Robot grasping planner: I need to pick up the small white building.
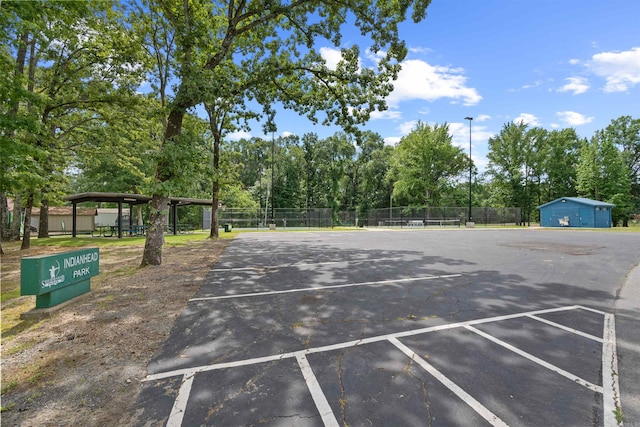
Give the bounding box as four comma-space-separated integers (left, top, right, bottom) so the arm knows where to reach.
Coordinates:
95, 208, 130, 227
31, 207, 97, 232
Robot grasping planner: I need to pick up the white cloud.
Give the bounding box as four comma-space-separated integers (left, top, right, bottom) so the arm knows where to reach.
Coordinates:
476, 114, 491, 122
383, 119, 430, 147
320, 47, 343, 70
588, 47, 640, 92
365, 49, 385, 65
449, 122, 494, 172
521, 80, 543, 90
226, 130, 251, 141
513, 113, 540, 126
387, 59, 482, 107
557, 76, 590, 95
370, 109, 402, 120
556, 111, 594, 126
383, 136, 401, 146
568, 59, 580, 65
449, 122, 494, 149
408, 46, 434, 55
322, 46, 364, 71
281, 131, 295, 137
448, 122, 470, 148
398, 120, 418, 135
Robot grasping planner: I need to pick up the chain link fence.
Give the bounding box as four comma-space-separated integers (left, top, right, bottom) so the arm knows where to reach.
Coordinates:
204, 208, 334, 229
204, 206, 521, 229
364, 206, 522, 228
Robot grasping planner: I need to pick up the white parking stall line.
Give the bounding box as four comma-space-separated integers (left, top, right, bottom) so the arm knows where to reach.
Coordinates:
602, 313, 622, 427
210, 257, 404, 272
464, 325, 603, 393
145, 306, 586, 383
166, 373, 195, 427
527, 314, 604, 343
574, 305, 607, 316
189, 274, 462, 302
144, 305, 619, 425
296, 353, 340, 427
388, 337, 509, 427
145, 352, 300, 382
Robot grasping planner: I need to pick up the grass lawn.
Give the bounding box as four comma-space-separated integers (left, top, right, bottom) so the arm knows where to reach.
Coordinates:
0, 231, 237, 307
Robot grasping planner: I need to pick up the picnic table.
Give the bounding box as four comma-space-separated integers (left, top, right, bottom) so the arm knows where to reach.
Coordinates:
92, 225, 147, 237
92, 225, 115, 237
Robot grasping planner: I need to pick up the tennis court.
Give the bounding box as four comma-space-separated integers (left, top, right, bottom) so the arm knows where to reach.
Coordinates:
132, 229, 640, 426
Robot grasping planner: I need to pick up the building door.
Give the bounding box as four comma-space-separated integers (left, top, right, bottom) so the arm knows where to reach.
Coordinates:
579, 208, 591, 227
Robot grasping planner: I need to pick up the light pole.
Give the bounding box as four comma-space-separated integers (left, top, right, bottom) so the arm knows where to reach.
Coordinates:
464, 117, 473, 224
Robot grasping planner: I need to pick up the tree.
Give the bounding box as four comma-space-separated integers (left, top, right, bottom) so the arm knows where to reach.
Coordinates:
204, 98, 258, 238
352, 131, 392, 215
300, 133, 321, 209
69, 98, 161, 196
604, 116, 640, 217
323, 133, 356, 216
577, 130, 631, 225
1, 0, 143, 248
274, 134, 306, 210
138, 0, 434, 265
1, 1, 45, 246
486, 121, 543, 223
389, 122, 467, 207
540, 128, 581, 201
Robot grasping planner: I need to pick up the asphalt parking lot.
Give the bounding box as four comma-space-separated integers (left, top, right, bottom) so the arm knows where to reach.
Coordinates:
132, 229, 640, 426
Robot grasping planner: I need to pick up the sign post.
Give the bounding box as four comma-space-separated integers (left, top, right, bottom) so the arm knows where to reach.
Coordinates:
21, 248, 100, 309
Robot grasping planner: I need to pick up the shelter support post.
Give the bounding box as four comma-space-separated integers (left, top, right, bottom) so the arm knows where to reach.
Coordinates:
117, 202, 123, 238
172, 202, 178, 235
72, 203, 77, 237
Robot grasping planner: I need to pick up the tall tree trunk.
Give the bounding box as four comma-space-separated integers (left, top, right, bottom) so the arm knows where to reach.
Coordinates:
0, 193, 7, 254
141, 194, 169, 266
210, 137, 221, 239
8, 32, 28, 121
210, 184, 220, 238
38, 198, 49, 238
141, 108, 184, 266
0, 193, 9, 242
20, 193, 34, 250
4, 34, 29, 246
10, 195, 22, 241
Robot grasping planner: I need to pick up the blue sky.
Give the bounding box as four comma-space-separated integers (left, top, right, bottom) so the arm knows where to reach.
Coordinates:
224, 0, 640, 171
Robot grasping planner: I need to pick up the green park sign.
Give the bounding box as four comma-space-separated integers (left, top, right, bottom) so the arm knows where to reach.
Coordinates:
21, 248, 100, 309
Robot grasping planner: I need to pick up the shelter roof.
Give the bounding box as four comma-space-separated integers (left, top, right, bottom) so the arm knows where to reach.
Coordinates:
63, 192, 213, 207
537, 197, 615, 209
63, 192, 152, 205
33, 207, 97, 216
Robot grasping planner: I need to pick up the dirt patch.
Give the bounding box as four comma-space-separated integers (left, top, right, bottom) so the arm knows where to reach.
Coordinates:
501, 241, 604, 256
1, 238, 230, 426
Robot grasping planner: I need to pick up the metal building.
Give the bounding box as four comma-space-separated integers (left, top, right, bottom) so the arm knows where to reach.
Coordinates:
538, 197, 614, 228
